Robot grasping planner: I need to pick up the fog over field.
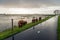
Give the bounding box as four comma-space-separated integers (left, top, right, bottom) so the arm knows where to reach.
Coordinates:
0, 6, 60, 14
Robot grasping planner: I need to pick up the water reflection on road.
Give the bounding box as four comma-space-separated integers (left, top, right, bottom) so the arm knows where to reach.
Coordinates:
5, 16, 58, 40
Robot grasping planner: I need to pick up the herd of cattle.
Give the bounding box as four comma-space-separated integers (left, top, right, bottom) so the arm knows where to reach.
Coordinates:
18, 17, 42, 28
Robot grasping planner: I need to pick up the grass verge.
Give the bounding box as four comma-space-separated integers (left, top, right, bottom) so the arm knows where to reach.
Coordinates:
0, 16, 54, 40
57, 15, 60, 40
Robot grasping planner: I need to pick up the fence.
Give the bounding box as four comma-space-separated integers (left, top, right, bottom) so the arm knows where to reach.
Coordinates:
0, 15, 46, 32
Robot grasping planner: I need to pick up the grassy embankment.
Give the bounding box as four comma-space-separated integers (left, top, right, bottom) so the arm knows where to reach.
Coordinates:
57, 15, 60, 40
0, 16, 54, 40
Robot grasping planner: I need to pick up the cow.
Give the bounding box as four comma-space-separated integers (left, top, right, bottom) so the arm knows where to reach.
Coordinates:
32, 18, 38, 23
18, 20, 27, 28
32, 18, 36, 23
35, 18, 38, 22
39, 17, 41, 21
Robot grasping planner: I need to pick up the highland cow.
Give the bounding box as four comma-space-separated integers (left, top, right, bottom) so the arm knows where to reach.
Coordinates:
18, 20, 27, 28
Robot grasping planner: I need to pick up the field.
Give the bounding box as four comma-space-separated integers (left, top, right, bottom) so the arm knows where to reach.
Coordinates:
0, 16, 54, 40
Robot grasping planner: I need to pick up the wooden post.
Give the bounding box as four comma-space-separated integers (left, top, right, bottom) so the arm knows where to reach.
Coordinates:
11, 19, 14, 40
11, 19, 13, 30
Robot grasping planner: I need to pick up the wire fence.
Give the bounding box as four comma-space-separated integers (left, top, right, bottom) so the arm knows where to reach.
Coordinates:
0, 15, 47, 32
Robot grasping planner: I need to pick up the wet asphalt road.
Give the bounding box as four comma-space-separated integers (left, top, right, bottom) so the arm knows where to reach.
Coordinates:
5, 16, 58, 40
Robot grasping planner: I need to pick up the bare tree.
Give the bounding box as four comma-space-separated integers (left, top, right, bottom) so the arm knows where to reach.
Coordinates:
54, 10, 60, 15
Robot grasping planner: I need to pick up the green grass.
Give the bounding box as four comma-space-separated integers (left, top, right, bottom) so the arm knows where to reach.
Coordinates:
57, 15, 60, 40
0, 16, 54, 40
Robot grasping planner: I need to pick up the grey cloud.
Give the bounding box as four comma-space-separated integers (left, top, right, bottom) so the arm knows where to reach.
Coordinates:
0, 0, 60, 8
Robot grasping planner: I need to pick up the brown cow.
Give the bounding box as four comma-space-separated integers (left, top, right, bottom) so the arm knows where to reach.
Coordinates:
32, 18, 38, 23
32, 18, 36, 23
39, 17, 41, 21
35, 18, 38, 22
18, 20, 27, 28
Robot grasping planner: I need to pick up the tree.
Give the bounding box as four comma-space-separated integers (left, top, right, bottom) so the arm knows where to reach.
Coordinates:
54, 10, 60, 15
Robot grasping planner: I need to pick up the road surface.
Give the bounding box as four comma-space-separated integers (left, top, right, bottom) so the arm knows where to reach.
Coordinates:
5, 16, 58, 40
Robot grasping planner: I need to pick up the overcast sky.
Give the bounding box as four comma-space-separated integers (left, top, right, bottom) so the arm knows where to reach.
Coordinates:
0, 0, 60, 8
0, 0, 60, 14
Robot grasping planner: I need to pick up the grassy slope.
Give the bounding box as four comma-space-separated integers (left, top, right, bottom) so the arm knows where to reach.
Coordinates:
0, 16, 54, 40
57, 15, 60, 40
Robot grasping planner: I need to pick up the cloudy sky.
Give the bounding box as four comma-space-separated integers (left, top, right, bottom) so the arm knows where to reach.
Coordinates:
0, 0, 60, 8
0, 0, 60, 14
